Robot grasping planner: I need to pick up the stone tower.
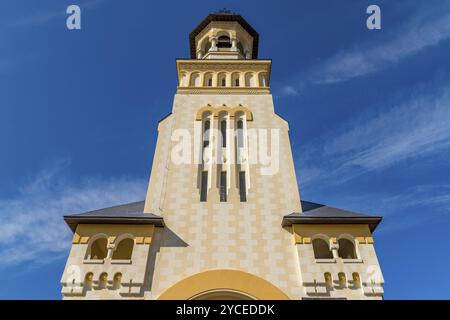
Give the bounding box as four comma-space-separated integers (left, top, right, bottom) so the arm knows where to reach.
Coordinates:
61, 11, 384, 300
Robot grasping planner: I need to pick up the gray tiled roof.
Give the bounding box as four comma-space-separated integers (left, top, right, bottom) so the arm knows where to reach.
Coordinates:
64, 199, 381, 233
299, 201, 371, 218
282, 201, 382, 232
64, 201, 164, 232
69, 201, 146, 217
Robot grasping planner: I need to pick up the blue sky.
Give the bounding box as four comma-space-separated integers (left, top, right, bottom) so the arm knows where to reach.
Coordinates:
1, 0, 449, 299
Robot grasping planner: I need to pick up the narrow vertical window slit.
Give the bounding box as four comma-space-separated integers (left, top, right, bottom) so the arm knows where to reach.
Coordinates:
220, 172, 227, 202
200, 171, 208, 202
239, 171, 247, 202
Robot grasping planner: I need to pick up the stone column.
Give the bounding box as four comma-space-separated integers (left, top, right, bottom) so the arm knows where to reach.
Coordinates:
210, 37, 218, 51
231, 38, 237, 51
330, 243, 339, 259
226, 73, 232, 87
212, 72, 218, 87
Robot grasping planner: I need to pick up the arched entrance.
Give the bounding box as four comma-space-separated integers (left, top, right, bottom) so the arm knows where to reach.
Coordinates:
157, 269, 289, 300
191, 290, 254, 300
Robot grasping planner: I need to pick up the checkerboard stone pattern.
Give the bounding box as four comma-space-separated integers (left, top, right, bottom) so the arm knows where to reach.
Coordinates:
61, 92, 384, 299
142, 93, 383, 300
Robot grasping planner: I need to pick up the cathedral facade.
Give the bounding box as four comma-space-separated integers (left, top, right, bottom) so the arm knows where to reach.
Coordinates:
61, 11, 384, 300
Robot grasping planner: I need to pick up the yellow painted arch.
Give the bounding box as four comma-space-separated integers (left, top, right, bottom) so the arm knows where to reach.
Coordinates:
157, 269, 290, 300
195, 105, 253, 121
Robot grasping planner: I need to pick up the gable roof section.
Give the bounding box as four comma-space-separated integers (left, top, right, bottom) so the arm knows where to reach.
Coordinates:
63, 201, 164, 232
282, 201, 382, 232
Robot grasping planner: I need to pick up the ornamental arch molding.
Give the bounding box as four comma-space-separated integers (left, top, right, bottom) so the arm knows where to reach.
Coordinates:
157, 269, 290, 300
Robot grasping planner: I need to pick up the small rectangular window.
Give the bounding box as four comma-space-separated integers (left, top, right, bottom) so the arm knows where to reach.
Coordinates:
239, 171, 247, 202
200, 171, 208, 202
220, 172, 227, 202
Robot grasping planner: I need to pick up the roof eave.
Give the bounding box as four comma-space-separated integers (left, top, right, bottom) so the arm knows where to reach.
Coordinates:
64, 215, 165, 233
282, 215, 382, 233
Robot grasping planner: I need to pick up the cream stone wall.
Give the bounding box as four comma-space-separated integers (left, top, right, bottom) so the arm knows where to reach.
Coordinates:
61, 90, 384, 300
142, 90, 383, 300
60, 14, 384, 299
293, 224, 384, 299
144, 92, 303, 299
61, 224, 156, 299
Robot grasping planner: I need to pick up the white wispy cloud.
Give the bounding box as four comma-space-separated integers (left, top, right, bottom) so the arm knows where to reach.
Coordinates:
281, 85, 300, 96
313, 10, 450, 84
0, 159, 146, 267
298, 84, 450, 187
330, 184, 450, 233
278, 5, 450, 95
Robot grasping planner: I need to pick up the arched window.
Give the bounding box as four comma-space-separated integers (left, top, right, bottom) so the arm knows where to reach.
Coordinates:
338, 272, 347, 288
190, 73, 201, 87
245, 73, 255, 87
99, 272, 108, 289
218, 73, 227, 87
352, 272, 361, 288
88, 237, 108, 260
113, 273, 122, 290
338, 238, 357, 259
324, 272, 332, 289
180, 73, 188, 87
217, 35, 231, 48
231, 73, 240, 87
312, 238, 333, 259
203, 119, 210, 148
236, 120, 244, 148
258, 73, 268, 87
235, 115, 247, 202
220, 120, 227, 148
84, 272, 93, 290
204, 73, 213, 87
112, 238, 134, 260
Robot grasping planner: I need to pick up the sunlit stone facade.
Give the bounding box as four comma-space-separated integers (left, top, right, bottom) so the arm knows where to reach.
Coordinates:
61, 11, 384, 300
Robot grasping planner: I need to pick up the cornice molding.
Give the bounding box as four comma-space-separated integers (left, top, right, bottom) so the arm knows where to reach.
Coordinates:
176, 87, 271, 95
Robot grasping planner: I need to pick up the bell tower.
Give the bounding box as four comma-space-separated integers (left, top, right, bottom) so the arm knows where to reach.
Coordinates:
190, 9, 258, 60
61, 10, 384, 300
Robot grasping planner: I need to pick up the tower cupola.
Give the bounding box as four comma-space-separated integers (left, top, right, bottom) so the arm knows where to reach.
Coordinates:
189, 9, 259, 60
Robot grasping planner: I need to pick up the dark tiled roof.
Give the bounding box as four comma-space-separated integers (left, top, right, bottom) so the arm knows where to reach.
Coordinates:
282, 201, 382, 232
64, 199, 381, 233
64, 201, 164, 232
189, 12, 259, 59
